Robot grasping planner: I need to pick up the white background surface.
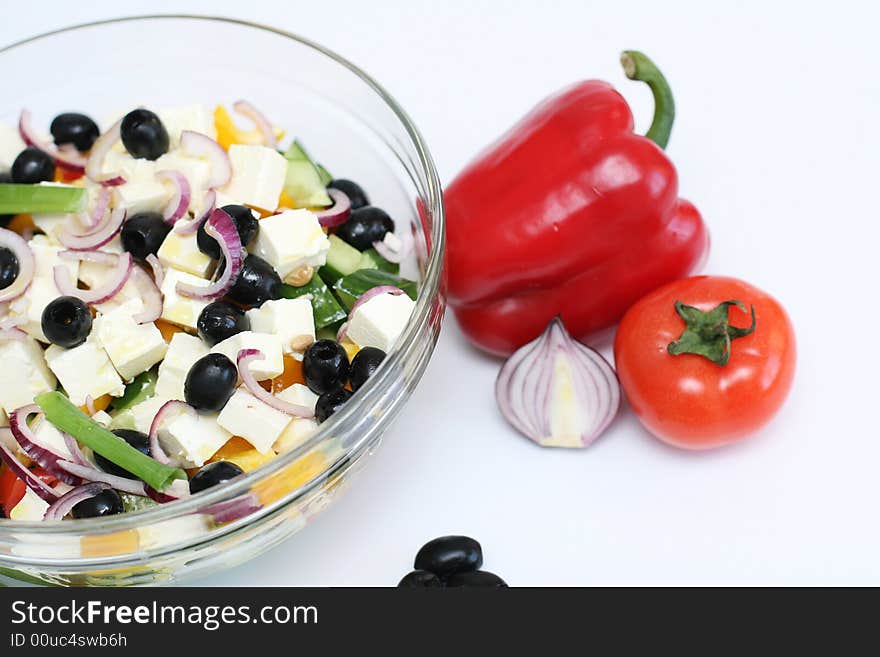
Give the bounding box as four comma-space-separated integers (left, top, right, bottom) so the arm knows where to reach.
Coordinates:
4, 1, 878, 585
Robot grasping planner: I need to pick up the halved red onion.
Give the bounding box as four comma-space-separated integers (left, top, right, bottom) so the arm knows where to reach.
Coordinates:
348, 285, 404, 318
78, 187, 112, 231
180, 131, 231, 188
495, 317, 620, 449
176, 209, 241, 300
57, 460, 146, 496
156, 169, 191, 224
233, 100, 276, 148
129, 265, 163, 324
43, 482, 110, 521
85, 118, 126, 186
0, 432, 59, 502
145, 253, 164, 289
0, 228, 35, 302
54, 252, 132, 304
148, 400, 196, 465
9, 406, 81, 485
200, 492, 262, 524
58, 206, 125, 251
19, 109, 87, 172
62, 432, 91, 467
314, 188, 351, 228
238, 349, 314, 418
175, 190, 215, 235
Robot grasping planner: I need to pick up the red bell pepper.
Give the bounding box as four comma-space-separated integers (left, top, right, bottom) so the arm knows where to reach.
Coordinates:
444, 51, 709, 356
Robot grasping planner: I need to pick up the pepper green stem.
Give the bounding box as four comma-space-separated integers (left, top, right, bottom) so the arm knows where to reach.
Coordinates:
667, 300, 756, 366
620, 50, 675, 149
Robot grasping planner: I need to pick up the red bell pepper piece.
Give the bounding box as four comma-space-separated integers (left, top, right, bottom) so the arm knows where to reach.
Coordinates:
444, 51, 709, 356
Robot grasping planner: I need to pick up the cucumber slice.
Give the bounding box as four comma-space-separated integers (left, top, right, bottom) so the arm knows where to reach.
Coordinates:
316, 320, 345, 342
281, 276, 347, 329
109, 371, 157, 413
358, 248, 400, 274
333, 269, 418, 310
0, 184, 85, 214
316, 163, 333, 186
284, 160, 332, 208
283, 140, 311, 162
321, 235, 363, 283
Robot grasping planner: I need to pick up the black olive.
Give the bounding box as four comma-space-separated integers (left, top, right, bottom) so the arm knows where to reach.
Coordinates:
398, 570, 444, 588
197, 205, 259, 259
50, 112, 100, 152
223, 254, 281, 308
349, 347, 385, 392
327, 179, 369, 210
189, 460, 244, 494
314, 388, 352, 423
414, 536, 483, 579
303, 340, 350, 395
334, 206, 394, 251
0, 246, 19, 290
120, 211, 171, 261
72, 489, 124, 519
11, 147, 55, 184
197, 301, 250, 346
40, 296, 92, 348
184, 353, 238, 412
445, 570, 508, 588
95, 429, 151, 478
120, 108, 169, 160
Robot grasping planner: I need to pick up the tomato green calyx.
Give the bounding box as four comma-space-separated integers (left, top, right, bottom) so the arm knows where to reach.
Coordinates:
620, 50, 675, 150
667, 300, 756, 366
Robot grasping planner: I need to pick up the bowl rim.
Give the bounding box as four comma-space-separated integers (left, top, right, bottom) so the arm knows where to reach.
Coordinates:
0, 14, 445, 537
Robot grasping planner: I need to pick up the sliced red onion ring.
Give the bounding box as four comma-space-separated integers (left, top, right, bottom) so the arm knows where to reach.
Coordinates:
62, 432, 91, 467
0, 228, 35, 302
495, 317, 620, 449
54, 252, 132, 304
314, 188, 351, 227
372, 229, 412, 264
144, 477, 190, 503
237, 349, 314, 418
9, 406, 81, 485
85, 118, 126, 186
148, 400, 196, 465
200, 492, 262, 524
0, 432, 59, 502
0, 328, 27, 342
19, 109, 87, 172
180, 131, 231, 188
58, 206, 125, 251
43, 482, 110, 521
145, 253, 164, 289
233, 100, 276, 148
175, 190, 215, 235
58, 249, 117, 265
78, 187, 112, 231
84, 395, 96, 416
348, 285, 404, 318
176, 209, 242, 300
57, 460, 146, 496
0, 314, 26, 331
156, 169, 191, 224
129, 265, 163, 324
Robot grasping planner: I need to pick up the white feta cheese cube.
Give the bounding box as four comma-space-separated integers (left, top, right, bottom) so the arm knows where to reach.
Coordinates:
109, 394, 166, 434
7, 236, 79, 342
91, 410, 113, 426
277, 383, 318, 414
155, 333, 209, 400
346, 292, 416, 353
0, 121, 26, 169
0, 336, 57, 414
158, 411, 231, 468
77, 243, 140, 315
252, 209, 330, 278
217, 388, 291, 454
113, 179, 169, 215
159, 268, 211, 331
156, 229, 214, 277
32, 417, 75, 461
382, 231, 403, 253
9, 487, 49, 521
45, 341, 125, 406
31, 212, 70, 243
158, 104, 217, 147
154, 150, 211, 214
221, 144, 286, 211
245, 297, 315, 354
93, 299, 168, 381
273, 418, 319, 454
210, 331, 284, 381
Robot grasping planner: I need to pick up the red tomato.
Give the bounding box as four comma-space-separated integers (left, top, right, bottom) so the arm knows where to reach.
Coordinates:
0, 465, 57, 516
614, 276, 796, 450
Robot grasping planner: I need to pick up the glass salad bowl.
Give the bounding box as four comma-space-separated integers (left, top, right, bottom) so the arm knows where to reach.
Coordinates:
0, 15, 445, 586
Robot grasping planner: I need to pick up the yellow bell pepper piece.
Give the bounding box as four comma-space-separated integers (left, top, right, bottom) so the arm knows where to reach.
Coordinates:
214, 105, 285, 151
208, 437, 275, 472
254, 451, 328, 507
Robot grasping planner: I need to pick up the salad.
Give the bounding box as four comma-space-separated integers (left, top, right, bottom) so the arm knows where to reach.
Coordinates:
0, 103, 418, 522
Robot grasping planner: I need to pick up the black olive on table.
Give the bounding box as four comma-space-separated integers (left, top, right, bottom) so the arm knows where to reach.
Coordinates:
50, 112, 100, 152
95, 429, 151, 478
120, 108, 169, 161
314, 388, 352, 423
72, 489, 124, 519
120, 211, 171, 261
197, 301, 250, 346
327, 179, 370, 210
349, 347, 385, 392
11, 147, 55, 184
334, 206, 394, 251
197, 204, 259, 259
397, 570, 444, 588
190, 461, 244, 494
0, 246, 19, 290
414, 536, 483, 580
445, 570, 508, 587
303, 340, 350, 395
223, 254, 281, 308
41, 296, 92, 348
184, 353, 238, 412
